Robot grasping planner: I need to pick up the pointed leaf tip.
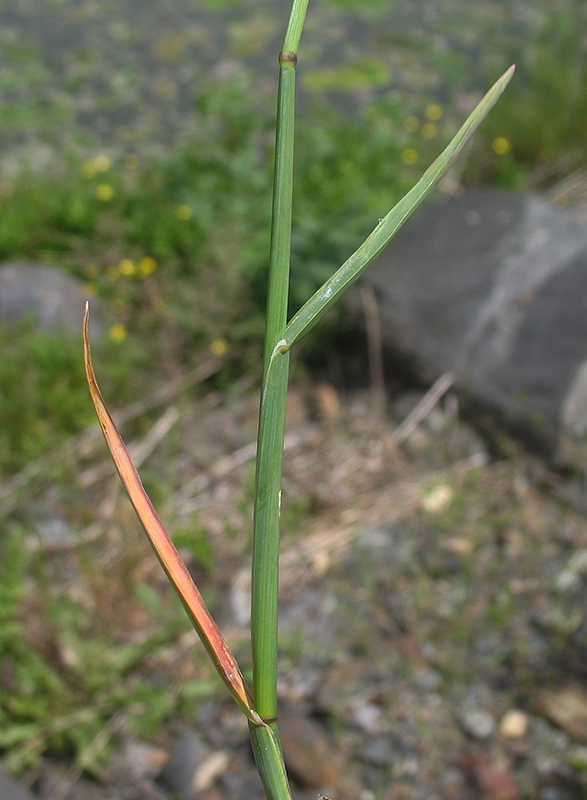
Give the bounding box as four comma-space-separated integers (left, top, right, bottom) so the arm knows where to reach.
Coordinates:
285, 64, 516, 347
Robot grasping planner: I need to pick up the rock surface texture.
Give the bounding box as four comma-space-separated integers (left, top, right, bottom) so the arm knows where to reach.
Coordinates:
0, 261, 102, 336
361, 187, 587, 465
0, 769, 37, 800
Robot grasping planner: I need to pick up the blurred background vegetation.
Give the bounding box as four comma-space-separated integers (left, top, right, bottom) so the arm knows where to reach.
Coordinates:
1, 0, 585, 465
1, 0, 586, 776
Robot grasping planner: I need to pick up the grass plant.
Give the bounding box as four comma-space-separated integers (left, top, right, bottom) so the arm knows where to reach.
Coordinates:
81, 2, 513, 797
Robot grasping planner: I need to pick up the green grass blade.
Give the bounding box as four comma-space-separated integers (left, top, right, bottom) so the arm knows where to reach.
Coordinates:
284, 64, 515, 348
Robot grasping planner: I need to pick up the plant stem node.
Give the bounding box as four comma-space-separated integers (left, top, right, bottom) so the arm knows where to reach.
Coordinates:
279, 50, 297, 67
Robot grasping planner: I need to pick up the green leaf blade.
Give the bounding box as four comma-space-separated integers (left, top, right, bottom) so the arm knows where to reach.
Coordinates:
285, 64, 515, 348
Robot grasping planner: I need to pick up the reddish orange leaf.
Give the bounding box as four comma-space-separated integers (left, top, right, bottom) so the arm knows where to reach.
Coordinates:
83, 304, 254, 717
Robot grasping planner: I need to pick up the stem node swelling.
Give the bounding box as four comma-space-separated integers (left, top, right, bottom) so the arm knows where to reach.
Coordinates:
279, 50, 297, 67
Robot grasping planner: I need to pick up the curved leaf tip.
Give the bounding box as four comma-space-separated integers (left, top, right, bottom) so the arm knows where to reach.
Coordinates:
83, 304, 255, 717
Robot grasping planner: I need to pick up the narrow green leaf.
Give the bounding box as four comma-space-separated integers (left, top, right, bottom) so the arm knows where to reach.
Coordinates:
285, 64, 515, 348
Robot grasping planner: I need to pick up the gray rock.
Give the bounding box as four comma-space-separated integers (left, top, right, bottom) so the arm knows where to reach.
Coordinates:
360, 188, 587, 465
0, 769, 38, 800
158, 729, 207, 799
0, 261, 103, 335
460, 708, 496, 740
350, 520, 418, 579
358, 733, 413, 767
35, 514, 76, 548
34, 769, 105, 800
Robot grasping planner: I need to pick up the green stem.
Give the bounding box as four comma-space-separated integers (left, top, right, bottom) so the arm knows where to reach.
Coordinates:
251, 0, 308, 729
249, 720, 291, 800
283, 0, 310, 54
248, 5, 309, 798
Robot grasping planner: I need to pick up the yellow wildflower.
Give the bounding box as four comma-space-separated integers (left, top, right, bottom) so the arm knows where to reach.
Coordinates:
402, 148, 418, 165
96, 183, 115, 202
210, 338, 229, 357
119, 258, 136, 277
82, 155, 111, 179
93, 155, 111, 172
138, 256, 157, 278
110, 323, 127, 344
421, 122, 437, 140
492, 137, 511, 155
426, 103, 443, 121
176, 204, 192, 220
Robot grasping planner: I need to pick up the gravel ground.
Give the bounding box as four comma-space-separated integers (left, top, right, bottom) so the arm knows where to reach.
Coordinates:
7, 377, 587, 800
0, 0, 528, 167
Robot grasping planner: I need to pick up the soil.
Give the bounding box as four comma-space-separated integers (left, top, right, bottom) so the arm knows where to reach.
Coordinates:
11, 367, 587, 800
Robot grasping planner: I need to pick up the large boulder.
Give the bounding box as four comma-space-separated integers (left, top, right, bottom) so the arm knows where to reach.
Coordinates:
360, 187, 587, 465
0, 261, 103, 336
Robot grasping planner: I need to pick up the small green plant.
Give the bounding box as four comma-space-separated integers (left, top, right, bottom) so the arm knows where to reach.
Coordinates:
0, 523, 205, 773
466, 0, 587, 186
84, 2, 513, 797
0, 321, 94, 475
0, 318, 152, 478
